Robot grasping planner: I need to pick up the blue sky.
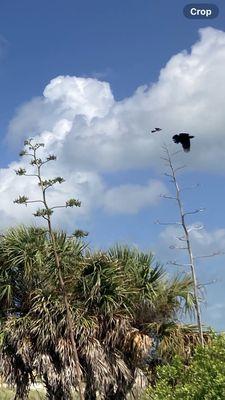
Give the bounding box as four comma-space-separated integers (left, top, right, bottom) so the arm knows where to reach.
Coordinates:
1, 0, 225, 146
0, 0, 225, 330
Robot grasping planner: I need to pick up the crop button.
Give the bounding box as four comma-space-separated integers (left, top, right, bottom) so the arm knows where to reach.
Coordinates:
183, 4, 219, 19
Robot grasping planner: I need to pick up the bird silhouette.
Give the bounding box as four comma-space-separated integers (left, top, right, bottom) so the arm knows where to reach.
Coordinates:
151, 128, 162, 133
173, 133, 194, 152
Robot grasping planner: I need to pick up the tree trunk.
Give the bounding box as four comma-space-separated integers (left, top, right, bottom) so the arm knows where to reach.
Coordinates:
43, 373, 72, 400
13, 356, 30, 400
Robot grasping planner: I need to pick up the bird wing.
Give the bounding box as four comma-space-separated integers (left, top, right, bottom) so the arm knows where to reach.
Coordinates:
181, 136, 191, 152
173, 135, 180, 144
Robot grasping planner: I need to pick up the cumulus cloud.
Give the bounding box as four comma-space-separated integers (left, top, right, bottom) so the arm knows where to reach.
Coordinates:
103, 180, 166, 214
7, 76, 114, 149
7, 27, 225, 173
159, 224, 225, 258
2, 27, 225, 229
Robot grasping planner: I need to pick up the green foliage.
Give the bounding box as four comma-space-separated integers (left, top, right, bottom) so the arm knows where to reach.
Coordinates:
13, 195, 29, 204
72, 229, 89, 238
144, 334, 225, 400
33, 208, 53, 217
31, 158, 43, 166
15, 138, 82, 223
15, 167, 27, 175
19, 149, 28, 157
6, 138, 207, 400
0, 227, 198, 399
46, 154, 57, 161
66, 198, 82, 207
38, 177, 65, 187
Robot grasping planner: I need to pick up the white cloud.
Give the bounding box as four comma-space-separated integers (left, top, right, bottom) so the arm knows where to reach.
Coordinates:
159, 224, 225, 258
190, 226, 225, 255
8, 27, 225, 173
7, 76, 114, 149
2, 27, 225, 229
43, 75, 114, 120
103, 180, 166, 214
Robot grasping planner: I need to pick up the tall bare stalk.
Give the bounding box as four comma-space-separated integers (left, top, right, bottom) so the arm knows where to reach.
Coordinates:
159, 146, 204, 346
14, 139, 84, 399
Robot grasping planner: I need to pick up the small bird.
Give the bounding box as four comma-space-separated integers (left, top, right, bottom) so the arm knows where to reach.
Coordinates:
172, 133, 194, 152
151, 128, 162, 133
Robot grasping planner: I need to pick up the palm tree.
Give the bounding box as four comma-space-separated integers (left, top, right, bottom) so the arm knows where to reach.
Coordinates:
0, 229, 198, 399
0, 226, 48, 399
0, 226, 85, 399
74, 246, 197, 399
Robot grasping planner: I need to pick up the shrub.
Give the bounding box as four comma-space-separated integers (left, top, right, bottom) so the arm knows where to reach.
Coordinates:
144, 334, 225, 400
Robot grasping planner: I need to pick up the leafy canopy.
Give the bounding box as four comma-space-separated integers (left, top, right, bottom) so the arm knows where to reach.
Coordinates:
144, 334, 225, 400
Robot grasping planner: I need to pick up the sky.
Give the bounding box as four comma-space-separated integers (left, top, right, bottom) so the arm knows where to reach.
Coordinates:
0, 0, 225, 330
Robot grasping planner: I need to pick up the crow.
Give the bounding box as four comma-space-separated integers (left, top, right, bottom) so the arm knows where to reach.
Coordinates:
172, 133, 194, 152
151, 128, 162, 133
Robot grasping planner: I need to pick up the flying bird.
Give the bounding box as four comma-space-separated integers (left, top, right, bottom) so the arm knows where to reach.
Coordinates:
172, 133, 194, 152
151, 128, 162, 133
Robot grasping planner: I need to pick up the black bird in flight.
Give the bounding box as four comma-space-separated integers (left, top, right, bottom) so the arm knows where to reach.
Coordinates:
173, 133, 194, 152
151, 127, 162, 133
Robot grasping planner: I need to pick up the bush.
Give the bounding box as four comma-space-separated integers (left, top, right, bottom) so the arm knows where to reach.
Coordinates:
144, 334, 225, 400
